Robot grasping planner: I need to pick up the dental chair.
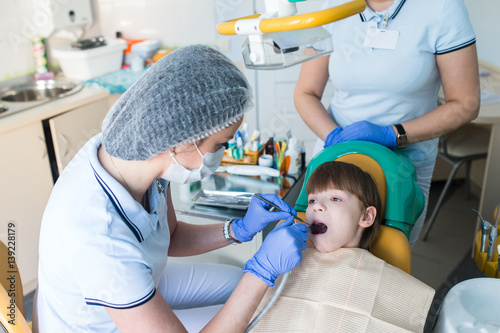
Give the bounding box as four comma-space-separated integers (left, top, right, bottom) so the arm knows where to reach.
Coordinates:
294, 141, 425, 274
0, 240, 32, 332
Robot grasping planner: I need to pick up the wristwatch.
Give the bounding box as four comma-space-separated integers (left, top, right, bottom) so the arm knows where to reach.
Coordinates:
394, 124, 409, 149
223, 218, 241, 245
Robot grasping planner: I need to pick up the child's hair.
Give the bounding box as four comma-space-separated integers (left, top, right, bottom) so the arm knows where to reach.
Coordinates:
306, 161, 382, 249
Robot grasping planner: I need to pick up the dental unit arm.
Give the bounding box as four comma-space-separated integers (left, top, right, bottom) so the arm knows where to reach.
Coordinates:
216, 0, 366, 70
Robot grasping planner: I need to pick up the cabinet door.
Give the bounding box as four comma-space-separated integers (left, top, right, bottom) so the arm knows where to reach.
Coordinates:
49, 98, 109, 174
0, 122, 54, 294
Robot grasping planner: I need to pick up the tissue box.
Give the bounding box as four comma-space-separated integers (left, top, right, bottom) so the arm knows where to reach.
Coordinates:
52, 39, 127, 80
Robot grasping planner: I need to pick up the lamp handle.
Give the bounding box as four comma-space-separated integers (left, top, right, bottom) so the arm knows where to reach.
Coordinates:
216, 0, 366, 35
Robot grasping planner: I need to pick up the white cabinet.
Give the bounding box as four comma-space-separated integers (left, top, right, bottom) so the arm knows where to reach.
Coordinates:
48, 98, 109, 176
0, 122, 54, 294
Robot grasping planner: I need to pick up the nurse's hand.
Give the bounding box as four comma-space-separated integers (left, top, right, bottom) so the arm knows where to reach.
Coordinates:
323, 126, 343, 148
337, 121, 397, 149
232, 193, 297, 242
243, 218, 310, 287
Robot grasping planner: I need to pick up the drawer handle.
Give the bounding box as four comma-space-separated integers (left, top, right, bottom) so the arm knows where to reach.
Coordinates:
59, 133, 70, 157
37, 136, 47, 159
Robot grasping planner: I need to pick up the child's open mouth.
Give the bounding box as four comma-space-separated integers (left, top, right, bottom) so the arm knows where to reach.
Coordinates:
311, 222, 328, 234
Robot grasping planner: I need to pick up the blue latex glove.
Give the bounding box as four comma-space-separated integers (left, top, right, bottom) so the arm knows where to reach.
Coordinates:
243, 218, 310, 287
323, 126, 343, 148
336, 121, 397, 149
232, 193, 297, 242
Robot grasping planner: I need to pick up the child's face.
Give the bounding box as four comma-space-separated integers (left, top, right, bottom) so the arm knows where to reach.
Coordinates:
306, 188, 372, 253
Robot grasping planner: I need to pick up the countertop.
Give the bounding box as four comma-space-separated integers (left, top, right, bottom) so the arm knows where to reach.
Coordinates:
0, 86, 109, 135
81, 67, 148, 94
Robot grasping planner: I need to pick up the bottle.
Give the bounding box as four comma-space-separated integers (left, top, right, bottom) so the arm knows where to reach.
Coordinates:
299, 140, 306, 172
286, 138, 300, 174
265, 137, 274, 157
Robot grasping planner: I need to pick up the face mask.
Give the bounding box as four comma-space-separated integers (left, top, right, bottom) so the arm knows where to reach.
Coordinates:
161, 143, 225, 184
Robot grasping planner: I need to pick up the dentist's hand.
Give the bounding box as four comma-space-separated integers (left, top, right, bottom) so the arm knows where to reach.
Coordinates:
337, 121, 397, 149
232, 193, 297, 242
323, 126, 343, 148
243, 218, 310, 287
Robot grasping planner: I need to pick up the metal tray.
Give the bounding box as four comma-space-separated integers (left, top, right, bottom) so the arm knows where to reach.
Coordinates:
191, 190, 253, 210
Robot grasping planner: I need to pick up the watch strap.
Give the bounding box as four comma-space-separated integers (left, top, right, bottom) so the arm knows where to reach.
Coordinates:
223, 218, 241, 245
394, 123, 406, 135
394, 123, 409, 149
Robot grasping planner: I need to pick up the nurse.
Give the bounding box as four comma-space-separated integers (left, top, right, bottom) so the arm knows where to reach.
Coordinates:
36, 45, 309, 332
294, 0, 480, 247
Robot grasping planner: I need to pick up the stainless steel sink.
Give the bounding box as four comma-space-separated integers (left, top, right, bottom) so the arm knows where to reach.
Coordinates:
0, 80, 80, 102
0, 80, 84, 119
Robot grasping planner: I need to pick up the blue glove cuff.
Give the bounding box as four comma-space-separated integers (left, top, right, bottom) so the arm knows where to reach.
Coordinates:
383, 125, 397, 149
231, 218, 253, 243
243, 257, 276, 287
324, 127, 343, 148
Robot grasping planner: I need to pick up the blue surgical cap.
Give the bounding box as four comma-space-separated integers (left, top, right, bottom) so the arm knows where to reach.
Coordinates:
102, 44, 253, 160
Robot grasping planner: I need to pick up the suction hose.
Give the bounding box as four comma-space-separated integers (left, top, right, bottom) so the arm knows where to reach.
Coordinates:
245, 271, 291, 332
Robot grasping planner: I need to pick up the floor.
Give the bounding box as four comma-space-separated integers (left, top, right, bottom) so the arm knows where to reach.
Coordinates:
23, 180, 486, 328
412, 180, 485, 331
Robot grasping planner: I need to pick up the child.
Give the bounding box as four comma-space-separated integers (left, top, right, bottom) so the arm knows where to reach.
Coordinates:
249, 161, 435, 333
305, 160, 382, 253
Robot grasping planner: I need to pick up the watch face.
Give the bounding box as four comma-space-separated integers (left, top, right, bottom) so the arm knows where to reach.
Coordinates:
398, 135, 408, 148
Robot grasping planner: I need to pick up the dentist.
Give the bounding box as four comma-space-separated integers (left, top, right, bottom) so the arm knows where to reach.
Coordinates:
37, 45, 309, 332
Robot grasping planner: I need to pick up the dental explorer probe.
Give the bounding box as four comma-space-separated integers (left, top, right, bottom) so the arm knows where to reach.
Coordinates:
253, 193, 309, 225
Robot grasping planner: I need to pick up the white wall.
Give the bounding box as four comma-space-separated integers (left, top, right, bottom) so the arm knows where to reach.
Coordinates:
0, 0, 38, 81
464, 0, 500, 67
2, 1, 499, 81
0, 0, 253, 81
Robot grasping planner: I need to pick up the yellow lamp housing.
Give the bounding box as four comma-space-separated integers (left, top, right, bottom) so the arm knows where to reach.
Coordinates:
216, 0, 366, 70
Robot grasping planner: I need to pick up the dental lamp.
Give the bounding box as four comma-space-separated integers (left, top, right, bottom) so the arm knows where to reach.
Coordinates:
216, 0, 366, 70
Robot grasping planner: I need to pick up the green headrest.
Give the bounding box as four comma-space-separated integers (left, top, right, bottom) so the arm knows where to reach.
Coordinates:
295, 141, 424, 239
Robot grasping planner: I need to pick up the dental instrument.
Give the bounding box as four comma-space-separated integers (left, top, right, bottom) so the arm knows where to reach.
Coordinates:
487, 201, 500, 261
216, 0, 366, 70
472, 209, 492, 253
253, 193, 307, 225
253, 194, 330, 234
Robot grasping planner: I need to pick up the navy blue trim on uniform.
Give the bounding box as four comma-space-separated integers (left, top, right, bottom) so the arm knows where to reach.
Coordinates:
90, 163, 144, 242
435, 38, 476, 55
390, 0, 406, 19
359, 0, 406, 21
85, 288, 156, 309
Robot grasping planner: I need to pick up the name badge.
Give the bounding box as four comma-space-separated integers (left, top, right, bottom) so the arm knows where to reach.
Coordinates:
363, 28, 399, 50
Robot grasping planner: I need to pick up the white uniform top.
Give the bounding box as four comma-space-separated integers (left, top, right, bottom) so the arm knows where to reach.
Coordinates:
37, 134, 171, 332
321, 0, 476, 167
